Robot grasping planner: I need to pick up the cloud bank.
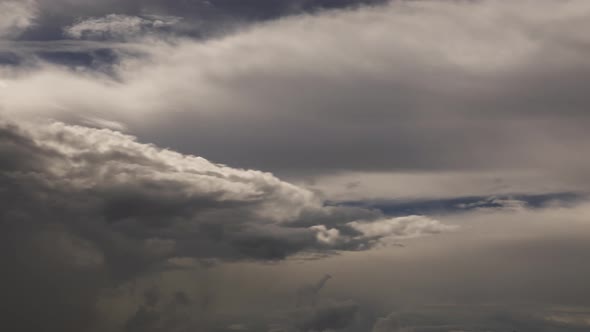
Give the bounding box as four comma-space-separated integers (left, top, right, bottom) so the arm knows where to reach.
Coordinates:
3, 0, 590, 182
0, 118, 453, 331
2, 1, 590, 331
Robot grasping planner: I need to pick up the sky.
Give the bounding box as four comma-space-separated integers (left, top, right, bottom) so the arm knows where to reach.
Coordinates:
2, 0, 590, 331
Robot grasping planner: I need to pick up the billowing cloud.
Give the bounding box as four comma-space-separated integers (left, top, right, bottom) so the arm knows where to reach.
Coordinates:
0, 118, 453, 331
0, 118, 451, 260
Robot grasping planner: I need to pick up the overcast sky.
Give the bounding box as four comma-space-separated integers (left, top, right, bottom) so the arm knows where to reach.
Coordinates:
2, 1, 590, 331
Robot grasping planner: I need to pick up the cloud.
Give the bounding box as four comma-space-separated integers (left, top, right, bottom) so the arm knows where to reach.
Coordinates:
3, 0, 590, 182
0, 118, 454, 331
371, 307, 590, 332
0, 0, 37, 38
0, 117, 455, 259
298, 170, 590, 202
294, 300, 359, 331
79, 116, 128, 131
308, 216, 456, 251
348, 216, 458, 246
64, 14, 181, 41
311, 225, 341, 245
335, 192, 584, 218
3, 1, 590, 331
16, 0, 385, 42
1, 118, 320, 258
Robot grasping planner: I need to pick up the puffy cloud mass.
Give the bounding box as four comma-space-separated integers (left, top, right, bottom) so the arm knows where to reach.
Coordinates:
2, 118, 449, 261
0, 118, 453, 331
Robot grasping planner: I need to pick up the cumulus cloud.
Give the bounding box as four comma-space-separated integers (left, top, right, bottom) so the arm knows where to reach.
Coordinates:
2, 118, 318, 258
0, 116, 455, 258
0, 118, 453, 331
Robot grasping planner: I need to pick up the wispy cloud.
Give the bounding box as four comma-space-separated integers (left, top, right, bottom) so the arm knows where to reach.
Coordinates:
64, 14, 181, 41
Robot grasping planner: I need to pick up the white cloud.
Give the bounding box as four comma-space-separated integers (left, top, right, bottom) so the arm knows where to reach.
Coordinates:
0, 0, 37, 38
79, 116, 128, 131
3, 0, 590, 183
310, 225, 341, 245
64, 14, 181, 40
349, 215, 458, 245
33, 120, 320, 223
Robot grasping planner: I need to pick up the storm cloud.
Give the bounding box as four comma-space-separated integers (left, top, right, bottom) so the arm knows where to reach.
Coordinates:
0, 118, 452, 331
2, 0, 590, 331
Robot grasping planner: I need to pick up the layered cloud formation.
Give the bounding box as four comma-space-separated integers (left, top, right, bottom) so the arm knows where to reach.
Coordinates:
2, 0, 590, 331
0, 118, 454, 331
1, 118, 449, 260
2, 0, 590, 183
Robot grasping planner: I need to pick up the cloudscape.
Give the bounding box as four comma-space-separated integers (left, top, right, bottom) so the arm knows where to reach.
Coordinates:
2, 1, 590, 331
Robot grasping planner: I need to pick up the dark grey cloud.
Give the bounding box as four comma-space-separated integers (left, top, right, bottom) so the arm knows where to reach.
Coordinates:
0, 118, 440, 260
0, 118, 451, 332
109, 215, 590, 332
